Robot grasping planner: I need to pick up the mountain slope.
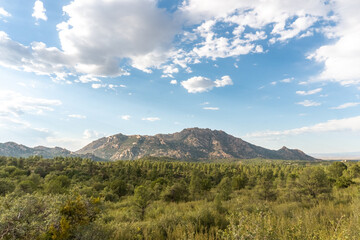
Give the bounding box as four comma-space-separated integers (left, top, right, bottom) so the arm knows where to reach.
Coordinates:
0, 142, 104, 161
76, 128, 316, 161
0, 142, 72, 158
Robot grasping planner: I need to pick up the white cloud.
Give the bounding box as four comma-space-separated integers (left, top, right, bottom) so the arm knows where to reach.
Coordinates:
0, 0, 179, 82
91, 83, 124, 90
308, 0, 360, 86
0, 0, 352, 90
179, 0, 330, 62
299, 30, 314, 38
298, 81, 308, 85
296, 88, 322, 95
0, 7, 11, 18
271, 77, 295, 85
0, 90, 61, 117
273, 16, 317, 42
244, 31, 267, 41
192, 21, 256, 59
280, 77, 294, 83
214, 75, 233, 87
68, 114, 86, 119
203, 107, 219, 110
170, 80, 177, 85
0, 115, 52, 144
181, 0, 329, 24
297, 100, 321, 107
121, 115, 131, 120
246, 115, 360, 138
331, 102, 360, 110
0, 32, 72, 81
83, 129, 105, 140
162, 65, 179, 78
0, 91, 61, 145
77, 75, 101, 83
181, 76, 215, 93
108, 84, 126, 90
58, 0, 179, 75
91, 83, 103, 89
142, 117, 160, 122
32, 0, 47, 21
181, 75, 232, 93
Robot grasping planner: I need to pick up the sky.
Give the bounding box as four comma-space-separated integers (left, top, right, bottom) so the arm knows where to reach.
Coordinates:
0, 0, 360, 154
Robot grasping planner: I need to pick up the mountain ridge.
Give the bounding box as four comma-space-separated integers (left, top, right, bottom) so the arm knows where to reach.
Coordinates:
0, 128, 316, 161
0, 142, 104, 161
76, 128, 316, 161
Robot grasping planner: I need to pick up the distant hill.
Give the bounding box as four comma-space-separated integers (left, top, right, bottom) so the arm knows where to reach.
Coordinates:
311, 152, 360, 160
76, 128, 316, 161
0, 142, 104, 161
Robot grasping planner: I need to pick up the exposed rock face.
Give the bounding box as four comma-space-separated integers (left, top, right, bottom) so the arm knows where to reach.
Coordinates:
76, 128, 316, 161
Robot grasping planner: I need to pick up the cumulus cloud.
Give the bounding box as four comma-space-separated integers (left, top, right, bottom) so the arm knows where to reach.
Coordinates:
181, 76, 215, 93
170, 80, 177, 85
296, 88, 322, 95
142, 117, 160, 122
214, 75, 233, 87
192, 20, 256, 59
91, 83, 103, 89
181, 75, 232, 93
331, 102, 360, 110
0, 0, 179, 83
32, 0, 47, 21
58, 0, 179, 75
273, 16, 317, 42
177, 0, 330, 62
308, 0, 360, 86
161, 65, 179, 78
0, 0, 352, 90
246, 115, 360, 138
297, 100, 321, 107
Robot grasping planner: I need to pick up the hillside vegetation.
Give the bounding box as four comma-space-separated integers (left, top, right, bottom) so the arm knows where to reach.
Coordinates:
1, 156, 360, 239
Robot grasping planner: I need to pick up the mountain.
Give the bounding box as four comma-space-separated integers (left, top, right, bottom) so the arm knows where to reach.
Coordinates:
0, 142, 104, 161
76, 128, 316, 161
0, 142, 72, 158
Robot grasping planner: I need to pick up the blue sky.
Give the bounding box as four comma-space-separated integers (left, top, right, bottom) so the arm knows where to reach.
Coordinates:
0, 0, 360, 154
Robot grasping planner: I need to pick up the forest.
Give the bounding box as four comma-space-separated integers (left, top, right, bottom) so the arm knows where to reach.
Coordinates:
0, 156, 360, 240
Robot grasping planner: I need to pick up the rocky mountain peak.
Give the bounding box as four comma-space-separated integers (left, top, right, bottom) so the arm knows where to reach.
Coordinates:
76, 128, 315, 161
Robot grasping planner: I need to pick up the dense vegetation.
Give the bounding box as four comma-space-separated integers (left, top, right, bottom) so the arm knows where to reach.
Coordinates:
0, 156, 360, 240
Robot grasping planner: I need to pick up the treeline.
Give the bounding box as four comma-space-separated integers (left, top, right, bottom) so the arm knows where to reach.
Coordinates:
0, 156, 360, 239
